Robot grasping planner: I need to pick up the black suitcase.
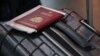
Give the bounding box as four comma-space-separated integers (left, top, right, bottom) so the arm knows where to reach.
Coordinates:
0, 9, 100, 56
0, 23, 88, 56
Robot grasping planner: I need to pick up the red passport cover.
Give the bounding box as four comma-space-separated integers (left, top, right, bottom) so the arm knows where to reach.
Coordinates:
15, 5, 65, 32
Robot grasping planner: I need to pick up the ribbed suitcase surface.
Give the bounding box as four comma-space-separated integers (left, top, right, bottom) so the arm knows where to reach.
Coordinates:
0, 24, 67, 56
0, 9, 100, 56
0, 22, 85, 56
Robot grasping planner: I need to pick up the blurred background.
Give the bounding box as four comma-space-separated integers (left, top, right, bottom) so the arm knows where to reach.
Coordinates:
40, 0, 100, 32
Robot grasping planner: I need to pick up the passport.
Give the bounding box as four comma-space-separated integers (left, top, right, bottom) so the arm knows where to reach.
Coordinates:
6, 5, 66, 33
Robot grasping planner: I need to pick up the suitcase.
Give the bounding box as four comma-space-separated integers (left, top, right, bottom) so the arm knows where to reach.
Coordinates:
0, 9, 100, 56
0, 22, 88, 56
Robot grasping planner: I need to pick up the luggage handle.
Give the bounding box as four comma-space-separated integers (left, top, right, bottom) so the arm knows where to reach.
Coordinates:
80, 20, 100, 42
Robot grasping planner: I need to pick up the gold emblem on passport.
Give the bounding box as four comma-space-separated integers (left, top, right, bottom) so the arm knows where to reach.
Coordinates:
30, 17, 43, 23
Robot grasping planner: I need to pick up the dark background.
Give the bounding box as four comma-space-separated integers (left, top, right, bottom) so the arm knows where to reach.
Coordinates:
0, 0, 41, 21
